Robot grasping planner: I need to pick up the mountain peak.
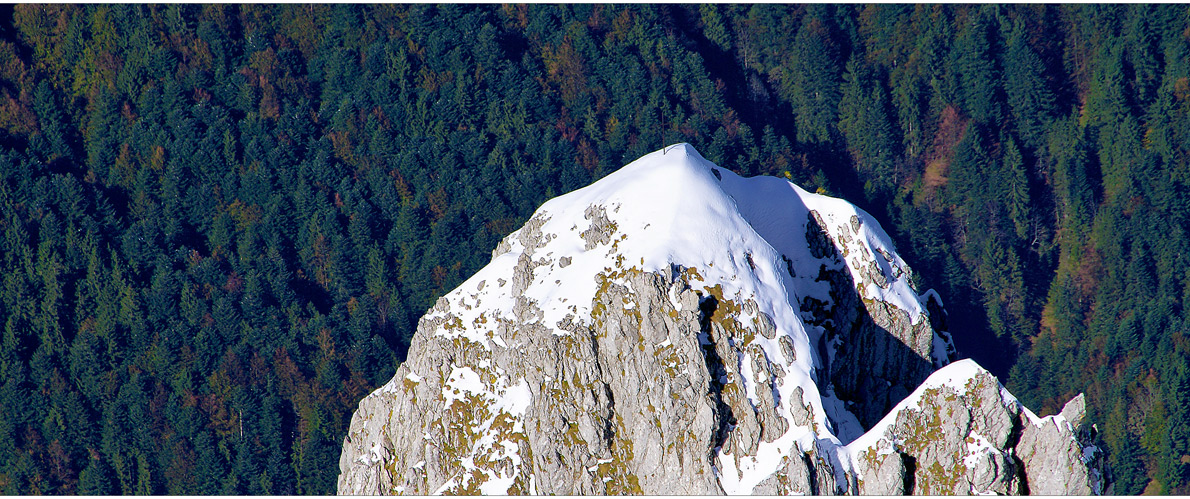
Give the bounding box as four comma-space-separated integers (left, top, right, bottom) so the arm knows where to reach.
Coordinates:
338, 145, 1100, 495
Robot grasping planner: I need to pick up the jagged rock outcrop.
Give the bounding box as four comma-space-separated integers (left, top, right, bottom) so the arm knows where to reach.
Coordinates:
1017, 394, 1103, 495
849, 361, 1104, 495
338, 144, 1101, 495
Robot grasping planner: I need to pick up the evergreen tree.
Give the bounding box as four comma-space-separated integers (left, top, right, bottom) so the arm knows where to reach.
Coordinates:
786, 14, 842, 146
1002, 19, 1054, 149
951, 10, 1001, 123
1002, 138, 1032, 242
699, 4, 732, 52
77, 457, 114, 495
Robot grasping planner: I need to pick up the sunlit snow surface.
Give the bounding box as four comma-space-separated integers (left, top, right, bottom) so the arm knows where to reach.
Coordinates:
411, 144, 954, 493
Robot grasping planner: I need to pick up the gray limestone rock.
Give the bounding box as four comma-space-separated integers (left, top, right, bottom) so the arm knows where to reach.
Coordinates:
580, 205, 615, 250
340, 259, 747, 494
854, 451, 908, 495
1017, 395, 1098, 495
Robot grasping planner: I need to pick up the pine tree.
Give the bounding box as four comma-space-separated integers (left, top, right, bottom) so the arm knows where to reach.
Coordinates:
30, 80, 73, 160
1002, 19, 1054, 149
1003, 138, 1032, 242
77, 457, 114, 495
951, 10, 1001, 124
787, 15, 841, 145
839, 56, 899, 199
699, 4, 732, 52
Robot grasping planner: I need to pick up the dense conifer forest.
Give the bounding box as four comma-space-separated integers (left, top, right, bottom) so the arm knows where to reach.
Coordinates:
0, 4, 1188, 494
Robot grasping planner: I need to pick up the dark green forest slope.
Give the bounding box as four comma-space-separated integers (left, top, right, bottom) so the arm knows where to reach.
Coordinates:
0, 4, 1187, 494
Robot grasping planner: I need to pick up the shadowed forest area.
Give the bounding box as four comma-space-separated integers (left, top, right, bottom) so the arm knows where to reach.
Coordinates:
0, 4, 1188, 494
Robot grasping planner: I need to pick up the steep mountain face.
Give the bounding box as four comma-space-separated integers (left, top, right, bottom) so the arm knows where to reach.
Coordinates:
337, 144, 1102, 495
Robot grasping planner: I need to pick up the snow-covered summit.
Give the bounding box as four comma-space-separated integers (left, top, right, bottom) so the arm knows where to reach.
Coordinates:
476, 142, 929, 330
338, 144, 1099, 495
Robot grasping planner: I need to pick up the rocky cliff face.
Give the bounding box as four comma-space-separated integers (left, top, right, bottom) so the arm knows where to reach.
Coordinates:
337, 144, 1102, 495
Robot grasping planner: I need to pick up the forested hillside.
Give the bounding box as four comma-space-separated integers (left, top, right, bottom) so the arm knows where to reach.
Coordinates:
0, 4, 1186, 494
